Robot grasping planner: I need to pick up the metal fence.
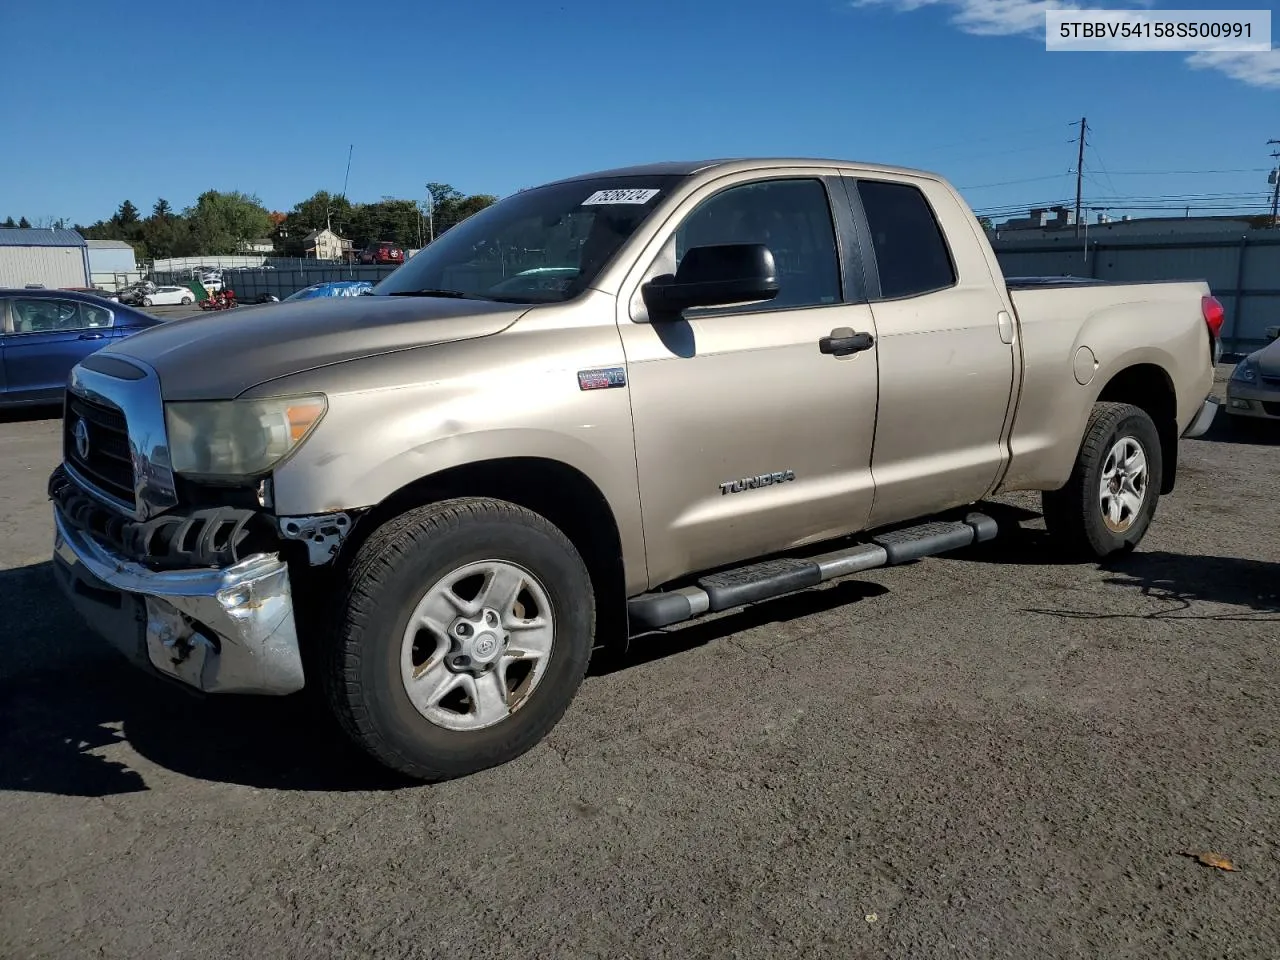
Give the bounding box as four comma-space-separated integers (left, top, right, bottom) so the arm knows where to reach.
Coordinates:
992, 232, 1280, 356
151, 264, 400, 301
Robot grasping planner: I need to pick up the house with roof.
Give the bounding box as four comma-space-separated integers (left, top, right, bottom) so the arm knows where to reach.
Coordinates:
301, 228, 352, 261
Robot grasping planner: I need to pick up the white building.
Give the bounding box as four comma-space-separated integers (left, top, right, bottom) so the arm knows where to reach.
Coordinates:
86, 239, 140, 291
302, 228, 352, 261
0, 228, 90, 289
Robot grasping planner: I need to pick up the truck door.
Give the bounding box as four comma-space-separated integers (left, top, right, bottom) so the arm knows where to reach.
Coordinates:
842, 175, 1016, 528
617, 171, 880, 588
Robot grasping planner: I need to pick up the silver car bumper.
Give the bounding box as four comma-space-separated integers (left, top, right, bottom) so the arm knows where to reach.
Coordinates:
51, 506, 305, 695
1181, 395, 1220, 439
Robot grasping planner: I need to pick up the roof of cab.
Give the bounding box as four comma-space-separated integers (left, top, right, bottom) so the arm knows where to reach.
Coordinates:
543, 158, 940, 185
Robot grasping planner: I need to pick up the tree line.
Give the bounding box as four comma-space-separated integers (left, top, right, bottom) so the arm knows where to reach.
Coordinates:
2, 183, 497, 262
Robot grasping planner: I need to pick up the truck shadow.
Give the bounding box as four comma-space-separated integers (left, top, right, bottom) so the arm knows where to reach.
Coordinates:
1196, 416, 1280, 446
0, 562, 410, 797
0, 560, 891, 796
1038, 551, 1280, 620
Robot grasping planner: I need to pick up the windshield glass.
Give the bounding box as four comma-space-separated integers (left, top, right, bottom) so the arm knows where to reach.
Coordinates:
373, 175, 684, 303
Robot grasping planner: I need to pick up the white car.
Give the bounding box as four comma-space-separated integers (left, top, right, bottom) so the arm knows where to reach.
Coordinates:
142, 285, 196, 306
199, 273, 223, 292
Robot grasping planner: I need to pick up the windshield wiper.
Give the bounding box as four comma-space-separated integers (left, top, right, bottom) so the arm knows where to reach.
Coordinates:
386, 289, 479, 300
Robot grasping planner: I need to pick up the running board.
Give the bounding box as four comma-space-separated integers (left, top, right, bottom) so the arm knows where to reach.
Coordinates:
628, 512, 997, 630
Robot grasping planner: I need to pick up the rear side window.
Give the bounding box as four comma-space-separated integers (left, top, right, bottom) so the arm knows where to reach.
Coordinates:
856, 180, 956, 299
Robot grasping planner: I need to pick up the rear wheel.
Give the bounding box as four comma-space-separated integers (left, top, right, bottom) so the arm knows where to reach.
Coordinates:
181, 295, 194, 305
324, 497, 596, 781
142, 297, 153, 306
1042, 402, 1163, 559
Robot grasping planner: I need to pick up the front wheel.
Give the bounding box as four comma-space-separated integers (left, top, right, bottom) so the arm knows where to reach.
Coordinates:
324, 497, 596, 781
1042, 401, 1163, 560
181, 295, 194, 304
141, 297, 153, 306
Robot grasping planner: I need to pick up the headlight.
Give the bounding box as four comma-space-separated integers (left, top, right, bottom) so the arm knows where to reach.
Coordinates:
1231, 358, 1258, 384
166, 395, 327, 478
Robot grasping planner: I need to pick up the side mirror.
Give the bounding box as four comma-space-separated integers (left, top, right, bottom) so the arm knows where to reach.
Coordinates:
642, 243, 779, 318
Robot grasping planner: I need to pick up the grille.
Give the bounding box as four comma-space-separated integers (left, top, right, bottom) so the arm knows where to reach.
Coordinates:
65, 394, 136, 507
1260, 375, 1280, 388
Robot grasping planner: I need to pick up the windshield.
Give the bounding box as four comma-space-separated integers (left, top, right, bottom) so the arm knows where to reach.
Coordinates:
373, 174, 685, 303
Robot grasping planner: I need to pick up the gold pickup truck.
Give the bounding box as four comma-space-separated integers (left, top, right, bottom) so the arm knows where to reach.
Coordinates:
49, 158, 1222, 780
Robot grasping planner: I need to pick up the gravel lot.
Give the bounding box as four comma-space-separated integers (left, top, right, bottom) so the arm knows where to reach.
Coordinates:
2, 370, 1278, 960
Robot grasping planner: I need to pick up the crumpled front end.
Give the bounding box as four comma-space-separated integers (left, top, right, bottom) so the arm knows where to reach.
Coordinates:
51, 494, 305, 695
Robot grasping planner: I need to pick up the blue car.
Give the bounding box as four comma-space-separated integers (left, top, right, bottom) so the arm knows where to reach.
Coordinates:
0, 288, 161, 408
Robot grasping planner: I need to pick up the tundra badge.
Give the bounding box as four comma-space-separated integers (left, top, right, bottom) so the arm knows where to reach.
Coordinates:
719, 470, 796, 495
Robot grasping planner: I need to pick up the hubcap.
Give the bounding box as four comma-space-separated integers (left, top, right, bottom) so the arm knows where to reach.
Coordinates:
1099, 436, 1148, 533
400, 560, 555, 732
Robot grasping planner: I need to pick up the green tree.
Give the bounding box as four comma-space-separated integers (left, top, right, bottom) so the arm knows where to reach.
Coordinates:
1, 217, 15, 228
112, 200, 140, 227
186, 190, 271, 255
18, 216, 31, 228
153, 198, 173, 220
977, 216, 994, 231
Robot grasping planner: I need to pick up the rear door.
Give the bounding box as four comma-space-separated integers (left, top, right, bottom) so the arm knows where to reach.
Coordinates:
2, 297, 115, 403
841, 175, 1016, 528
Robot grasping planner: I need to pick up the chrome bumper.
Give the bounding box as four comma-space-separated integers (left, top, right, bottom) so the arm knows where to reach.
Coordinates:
51, 506, 305, 695
1182, 395, 1220, 439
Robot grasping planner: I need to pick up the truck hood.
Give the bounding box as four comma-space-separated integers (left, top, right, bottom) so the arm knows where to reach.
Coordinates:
102, 295, 527, 401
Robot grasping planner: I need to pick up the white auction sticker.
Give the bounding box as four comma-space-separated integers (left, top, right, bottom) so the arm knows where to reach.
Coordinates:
582, 188, 660, 205
1046, 9, 1271, 51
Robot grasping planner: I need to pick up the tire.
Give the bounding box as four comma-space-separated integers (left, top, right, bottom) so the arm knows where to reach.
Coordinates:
142, 297, 152, 306
181, 295, 194, 305
325, 497, 596, 781
1042, 401, 1163, 560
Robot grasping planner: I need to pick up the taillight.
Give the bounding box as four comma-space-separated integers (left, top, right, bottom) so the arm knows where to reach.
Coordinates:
1202, 295, 1225, 339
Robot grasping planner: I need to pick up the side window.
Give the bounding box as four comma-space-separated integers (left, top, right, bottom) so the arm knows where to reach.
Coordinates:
856, 180, 956, 300
10, 299, 109, 334
675, 178, 841, 311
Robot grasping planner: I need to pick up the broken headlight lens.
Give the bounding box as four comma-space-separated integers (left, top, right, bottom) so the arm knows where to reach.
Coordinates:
165, 395, 327, 479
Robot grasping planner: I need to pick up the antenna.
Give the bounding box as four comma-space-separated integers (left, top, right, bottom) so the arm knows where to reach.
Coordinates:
341, 144, 353, 199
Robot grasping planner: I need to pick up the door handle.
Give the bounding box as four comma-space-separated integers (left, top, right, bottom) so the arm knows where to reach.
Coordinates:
77, 332, 106, 340
818, 328, 875, 357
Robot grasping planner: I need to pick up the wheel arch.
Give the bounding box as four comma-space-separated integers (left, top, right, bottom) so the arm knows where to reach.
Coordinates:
340, 456, 630, 650
1093, 362, 1179, 494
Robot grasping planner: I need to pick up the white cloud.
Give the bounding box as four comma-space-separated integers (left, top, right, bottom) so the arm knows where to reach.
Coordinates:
853, 0, 1280, 88
1187, 50, 1280, 89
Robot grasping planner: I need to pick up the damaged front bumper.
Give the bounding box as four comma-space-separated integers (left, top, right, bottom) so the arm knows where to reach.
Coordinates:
51, 504, 305, 695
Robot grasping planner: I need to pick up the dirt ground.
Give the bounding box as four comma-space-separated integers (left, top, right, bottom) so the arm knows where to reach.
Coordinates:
1, 371, 1277, 959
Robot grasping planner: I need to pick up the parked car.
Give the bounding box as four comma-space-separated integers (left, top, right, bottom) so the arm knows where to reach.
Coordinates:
360, 241, 405, 265
1224, 326, 1280, 426
0, 288, 160, 407
48, 157, 1221, 783
116, 281, 156, 306
284, 281, 374, 300
141, 285, 196, 306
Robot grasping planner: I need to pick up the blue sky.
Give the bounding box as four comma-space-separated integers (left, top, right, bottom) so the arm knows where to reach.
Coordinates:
1, 0, 1276, 226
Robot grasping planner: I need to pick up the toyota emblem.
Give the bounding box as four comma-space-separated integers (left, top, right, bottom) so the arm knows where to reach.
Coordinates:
73, 419, 90, 459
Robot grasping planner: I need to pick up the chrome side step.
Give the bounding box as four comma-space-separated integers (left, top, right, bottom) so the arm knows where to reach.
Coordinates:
627, 512, 997, 631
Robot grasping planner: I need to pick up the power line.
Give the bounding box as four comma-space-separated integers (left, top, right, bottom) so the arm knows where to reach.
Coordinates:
959, 173, 1075, 190
1097, 167, 1271, 175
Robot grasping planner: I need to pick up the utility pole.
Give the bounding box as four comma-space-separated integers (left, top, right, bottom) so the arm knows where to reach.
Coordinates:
1269, 140, 1280, 228
1074, 116, 1087, 238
